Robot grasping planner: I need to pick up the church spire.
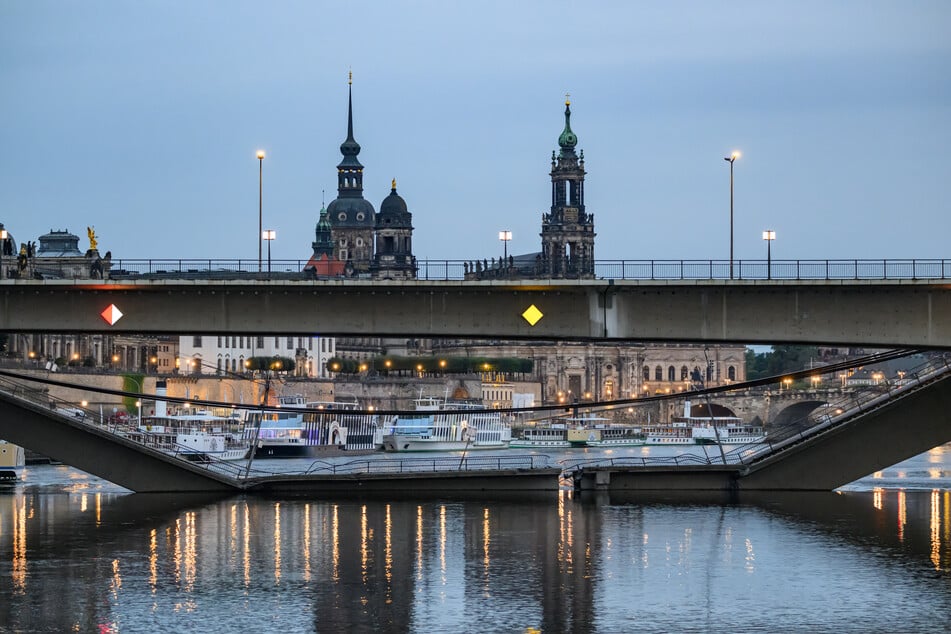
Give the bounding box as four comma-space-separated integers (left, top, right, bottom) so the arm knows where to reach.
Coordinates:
339, 71, 362, 163
336, 71, 364, 197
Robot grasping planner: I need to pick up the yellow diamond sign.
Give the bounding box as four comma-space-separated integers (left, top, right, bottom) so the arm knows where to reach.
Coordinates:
522, 304, 543, 326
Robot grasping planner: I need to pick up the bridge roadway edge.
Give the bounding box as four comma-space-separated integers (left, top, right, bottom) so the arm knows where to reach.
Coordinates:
0, 278, 949, 347
0, 391, 240, 493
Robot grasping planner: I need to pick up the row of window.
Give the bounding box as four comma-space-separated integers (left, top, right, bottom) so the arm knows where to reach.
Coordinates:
642, 365, 737, 382
192, 336, 333, 353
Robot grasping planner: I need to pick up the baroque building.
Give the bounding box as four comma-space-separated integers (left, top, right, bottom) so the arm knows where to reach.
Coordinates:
325, 76, 376, 274
371, 180, 416, 279
316, 75, 417, 280
541, 96, 595, 278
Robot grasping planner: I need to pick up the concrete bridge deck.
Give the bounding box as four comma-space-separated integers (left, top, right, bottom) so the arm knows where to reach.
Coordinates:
1, 277, 949, 347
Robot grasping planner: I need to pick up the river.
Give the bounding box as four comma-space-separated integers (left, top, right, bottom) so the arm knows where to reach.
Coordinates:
1, 445, 950, 633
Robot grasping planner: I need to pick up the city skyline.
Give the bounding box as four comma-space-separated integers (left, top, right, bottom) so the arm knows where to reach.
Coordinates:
1, 2, 948, 263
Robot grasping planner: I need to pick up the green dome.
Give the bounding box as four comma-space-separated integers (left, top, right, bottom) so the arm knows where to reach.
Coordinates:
558, 102, 578, 152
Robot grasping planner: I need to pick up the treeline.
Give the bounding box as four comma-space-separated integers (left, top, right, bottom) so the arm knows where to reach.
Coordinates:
745, 345, 820, 380
325, 356, 533, 375
245, 356, 297, 373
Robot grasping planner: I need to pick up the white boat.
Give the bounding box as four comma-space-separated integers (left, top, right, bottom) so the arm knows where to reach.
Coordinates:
382, 397, 511, 452
0, 440, 26, 483
509, 423, 572, 448
127, 411, 250, 462
644, 401, 766, 445
511, 415, 644, 448
246, 396, 377, 457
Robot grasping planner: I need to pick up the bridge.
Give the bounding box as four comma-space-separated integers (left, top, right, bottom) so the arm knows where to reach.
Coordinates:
1, 276, 949, 347
0, 353, 948, 494
2, 256, 949, 347
2, 256, 949, 492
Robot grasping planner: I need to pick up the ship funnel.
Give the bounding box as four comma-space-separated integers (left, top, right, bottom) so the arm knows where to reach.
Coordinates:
684, 400, 692, 417
155, 379, 167, 417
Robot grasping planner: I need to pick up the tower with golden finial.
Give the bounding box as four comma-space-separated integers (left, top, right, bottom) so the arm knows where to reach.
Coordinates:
540, 93, 595, 279
372, 176, 417, 280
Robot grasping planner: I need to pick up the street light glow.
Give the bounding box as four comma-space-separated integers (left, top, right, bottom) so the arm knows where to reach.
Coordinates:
256, 150, 265, 160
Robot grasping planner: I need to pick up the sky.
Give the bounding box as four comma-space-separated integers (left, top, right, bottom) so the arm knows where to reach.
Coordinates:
1, 1, 949, 264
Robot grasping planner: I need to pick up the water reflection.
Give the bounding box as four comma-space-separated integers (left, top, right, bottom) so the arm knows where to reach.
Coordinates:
1, 485, 951, 631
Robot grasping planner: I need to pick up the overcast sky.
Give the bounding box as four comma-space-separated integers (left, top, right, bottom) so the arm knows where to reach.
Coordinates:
1, 1, 948, 264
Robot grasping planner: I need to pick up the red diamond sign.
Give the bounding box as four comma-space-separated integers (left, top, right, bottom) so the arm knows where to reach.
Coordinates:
100, 304, 123, 326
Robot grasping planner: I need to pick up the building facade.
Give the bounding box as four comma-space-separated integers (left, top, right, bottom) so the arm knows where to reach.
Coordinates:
317, 76, 417, 279
177, 334, 336, 379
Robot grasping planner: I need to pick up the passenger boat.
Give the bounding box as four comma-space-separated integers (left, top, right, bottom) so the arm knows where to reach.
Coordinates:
127, 411, 250, 462
245, 396, 380, 457
0, 440, 26, 483
381, 397, 511, 452
510, 416, 644, 449
643, 401, 766, 445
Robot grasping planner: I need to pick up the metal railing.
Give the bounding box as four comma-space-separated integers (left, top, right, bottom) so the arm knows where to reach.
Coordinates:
101, 258, 951, 282
297, 454, 550, 476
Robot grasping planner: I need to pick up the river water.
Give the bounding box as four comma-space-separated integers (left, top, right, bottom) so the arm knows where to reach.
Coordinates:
2, 445, 951, 633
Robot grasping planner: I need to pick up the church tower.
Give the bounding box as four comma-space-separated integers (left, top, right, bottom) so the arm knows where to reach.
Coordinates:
326, 73, 376, 274
371, 179, 416, 280
540, 96, 595, 278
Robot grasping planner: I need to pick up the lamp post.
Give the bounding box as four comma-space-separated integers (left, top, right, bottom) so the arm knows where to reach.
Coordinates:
256, 150, 265, 272
498, 230, 512, 263
762, 229, 776, 279
0, 228, 7, 280
263, 229, 276, 275
723, 151, 740, 279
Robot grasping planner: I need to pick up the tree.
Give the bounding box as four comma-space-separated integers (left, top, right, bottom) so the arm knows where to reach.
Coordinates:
746, 345, 820, 380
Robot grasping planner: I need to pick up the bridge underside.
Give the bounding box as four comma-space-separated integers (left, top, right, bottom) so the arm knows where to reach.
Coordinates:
0, 392, 239, 493
0, 279, 949, 347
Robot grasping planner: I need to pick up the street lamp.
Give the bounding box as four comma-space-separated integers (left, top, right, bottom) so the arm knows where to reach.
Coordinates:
723, 151, 740, 279
762, 230, 776, 279
0, 229, 6, 280
498, 230, 512, 263
256, 150, 265, 272
263, 229, 276, 275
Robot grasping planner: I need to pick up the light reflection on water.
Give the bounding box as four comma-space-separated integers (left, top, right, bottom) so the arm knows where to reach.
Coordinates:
0, 448, 950, 632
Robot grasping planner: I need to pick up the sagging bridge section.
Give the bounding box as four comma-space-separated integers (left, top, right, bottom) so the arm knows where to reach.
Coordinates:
0, 357, 949, 494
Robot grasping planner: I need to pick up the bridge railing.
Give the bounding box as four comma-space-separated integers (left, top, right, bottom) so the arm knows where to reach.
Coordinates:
104, 258, 951, 281
292, 454, 551, 476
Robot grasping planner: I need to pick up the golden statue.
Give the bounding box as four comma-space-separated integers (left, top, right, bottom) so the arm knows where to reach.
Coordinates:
391, 177, 397, 190
87, 226, 97, 251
